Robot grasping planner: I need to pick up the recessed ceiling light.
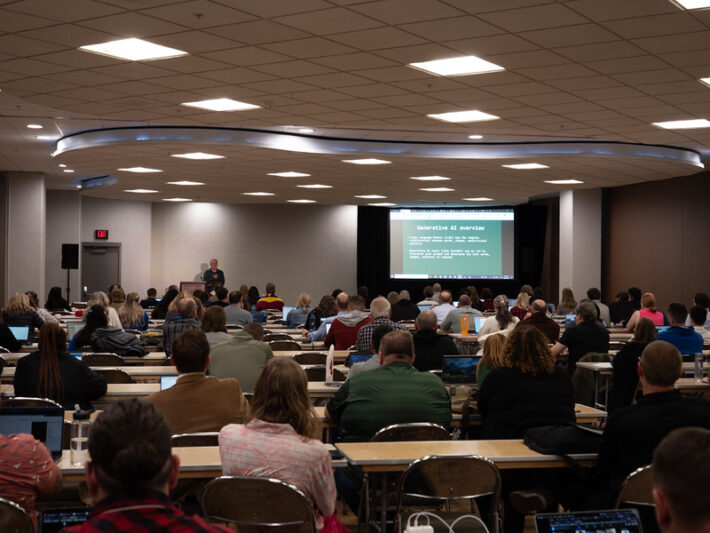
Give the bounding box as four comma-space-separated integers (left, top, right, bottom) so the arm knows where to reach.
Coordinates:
268, 172, 311, 178
298, 128, 314, 133
63, 169, 74, 173
288, 199, 316, 203
125, 189, 158, 193
409, 55, 504, 77
297, 184, 332, 189
162, 198, 192, 202
181, 98, 260, 112
420, 187, 455, 192
410, 176, 451, 181
355, 194, 386, 199
468, 135, 483, 140
36, 135, 58, 140
463, 197, 493, 201
699, 77, 710, 88
58, 164, 67, 168
342, 158, 391, 165
503, 163, 549, 169
170, 152, 224, 160
544, 179, 584, 185
167, 180, 204, 186
242, 192, 275, 196
79, 38, 187, 61
369, 202, 396, 207
670, 0, 710, 9
428, 110, 499, 123
118, 166, 162, 173
652, 118, 710, 129
26, 124, 43, 129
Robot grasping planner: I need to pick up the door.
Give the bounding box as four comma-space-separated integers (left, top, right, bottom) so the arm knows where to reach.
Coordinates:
81, 243, 120, 299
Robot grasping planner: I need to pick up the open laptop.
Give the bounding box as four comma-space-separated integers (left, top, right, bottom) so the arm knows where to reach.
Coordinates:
418, 304, 432, 312
442, 355, 481, 384
65, 321, 84, 340
160, 375, 177, 390
473, 316, 486, 334
39, 507, 92, 533
535, 509, 643, 533
8, 325, 29, 344
656, 325, 670, 333
281, 306, 295, 324
0, 406, 65, 460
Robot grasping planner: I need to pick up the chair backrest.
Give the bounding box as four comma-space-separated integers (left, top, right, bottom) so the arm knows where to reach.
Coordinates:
302, 365, 345, 382
202, 476, 316, 533
397, 455, 501, 533
243, 392, 254, 406
171, 432, 219, 447
81, 352, 125, 366
268, 340, 302, 351
264, 333, 292, 342
2, 397, 62, 408
291, 352, 327, 365
0, 496, 34, 533
371, 422, 450, 442
94, 368, 135, 383
616, 465, 654, 507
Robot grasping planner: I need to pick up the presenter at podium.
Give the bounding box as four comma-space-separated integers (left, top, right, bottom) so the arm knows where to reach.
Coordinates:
203, 258, 225, 291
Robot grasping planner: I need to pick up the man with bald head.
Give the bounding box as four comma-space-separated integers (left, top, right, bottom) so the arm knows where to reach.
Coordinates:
413, 309, 458, 371
432, 290, 455, 325
599, 340, 710, 494
390, 289, 420, 322
354, 296, 407, 352
440, 294, 482, 333
516, 299, 559, 343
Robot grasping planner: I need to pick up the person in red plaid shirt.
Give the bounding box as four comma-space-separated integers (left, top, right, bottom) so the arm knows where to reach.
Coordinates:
63, 399, 230, 533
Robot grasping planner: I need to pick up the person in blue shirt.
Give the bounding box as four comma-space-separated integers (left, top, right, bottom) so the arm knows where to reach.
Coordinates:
658, 303, 703, 355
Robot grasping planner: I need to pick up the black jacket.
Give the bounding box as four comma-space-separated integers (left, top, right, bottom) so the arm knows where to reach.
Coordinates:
608, 341, 648, 413
13, 351, 107, 410
0, 324, 22, 352
412, 329, 457, 371
390, 300, 420, 322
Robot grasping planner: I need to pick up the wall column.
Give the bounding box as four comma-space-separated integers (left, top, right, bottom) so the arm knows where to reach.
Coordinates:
5, 172, 46, 298
558, 188, 602, 303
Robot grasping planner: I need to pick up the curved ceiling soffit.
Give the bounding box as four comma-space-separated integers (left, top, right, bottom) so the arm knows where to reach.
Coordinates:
54, 126, 704, 169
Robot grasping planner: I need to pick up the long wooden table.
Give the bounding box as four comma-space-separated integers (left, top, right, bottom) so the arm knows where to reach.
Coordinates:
1, 365, 178, 383
2, 352, 170, 366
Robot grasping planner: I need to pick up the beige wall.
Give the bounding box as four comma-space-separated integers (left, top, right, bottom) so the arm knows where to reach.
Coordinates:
604, 170, 710, 308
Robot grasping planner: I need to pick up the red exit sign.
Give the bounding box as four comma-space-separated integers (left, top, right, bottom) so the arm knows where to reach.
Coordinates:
95, 229, 109, 240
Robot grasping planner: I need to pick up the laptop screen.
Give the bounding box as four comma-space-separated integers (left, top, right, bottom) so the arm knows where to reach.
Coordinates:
417, 304, 432, 312
0, 407, 64, 458
8, 325, 29, 342
160, 376, 177, 390
325, 322, 332, 335
535, 509, 643, 533
442, 355, 481, 384
473, 317, 486, 334
66, 321, 84, 340
40, 507, 93, 533
350, 354, 372, 365
281, 306, 295, 323
656, 326, 669, 333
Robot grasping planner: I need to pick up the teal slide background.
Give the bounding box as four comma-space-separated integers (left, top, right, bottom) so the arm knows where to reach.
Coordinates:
401, 219, 502, 276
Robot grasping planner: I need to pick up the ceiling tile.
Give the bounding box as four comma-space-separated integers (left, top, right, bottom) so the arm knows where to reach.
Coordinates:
555, 41, 647, 62
294, 71, 372, 88
311, 52, 397, 70
586, 55, 670, 75
0, 9, 57, 32
263, 37, 358, 59
611, 68, 692, 85
0, 34, 66, 57
445, 34, 540, 55
275, 7, 383, 34
251, 59, 335, 77
5, 0, 124, 22
328, 26, 426, 50
91, 62, 175, 80
77, 12, 187, 37
155, 31, 237, 54
478, 4, 587, 32
203, 47, 292, 66
212, 0, 331, 18
200, 67, 276, 84
1, 57, 72, 75
350, 0, 464, 24
603, 12, 705, 39
140, 1, 256, 29
633, 31, 710, 55
400, 16, 503, 41
489, 49, 568, 69
153, 55, 230, 74
208, 19, 310, 44
565, 0, 677, 22
20, 23, 115, 47
519, 24, 618, 48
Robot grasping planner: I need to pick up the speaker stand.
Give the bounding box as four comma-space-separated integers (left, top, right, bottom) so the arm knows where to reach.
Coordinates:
66, 269, 71, 306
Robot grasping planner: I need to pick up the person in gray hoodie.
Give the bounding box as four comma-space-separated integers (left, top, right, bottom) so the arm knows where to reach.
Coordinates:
323, 295, 373, 350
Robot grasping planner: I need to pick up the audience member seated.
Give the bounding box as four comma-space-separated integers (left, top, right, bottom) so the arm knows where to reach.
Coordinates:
219, 358, 336, 527
118, 292, 149, 331
440, 294, 482, 333
556, 287, 577, 315
417, 285, 437, 306
412, 310, 458, 371
3, 292, 44, 342
223, 290, 252, 328
348, 325, 392, 379
86, 291, 122, 329
608, 317, 657, 413
255, 282, 284, 312
64, 399, 231, 533
109, 287, 125, 311
477, 295, 520, 347
151, 286, 178, 320
0, 319, 21, 352
324, 295, 372, 350
0, 413, 62, 530
598, 340, 710, 497
516, 299, 560, 343
390, 290, 420, 322
45, 286, 70, 311
209, 323, 273, 394
689, 305, 710, 344
145, 330, 248, 434
432, 290, 455, 325
480, 287, 495, 312
163, 290, 191, 322
140, 287, 158, 309
626, 292, 668, 331
302, 294, 340, 341
68, 304, 106, 351
354, 297, 407, 353
658, 303, 703, 355
468, 285, 483, 311
609, 291, 633, 325
90, 307, 147, 357
652, 427, 710, 533
509, 292, 531, 320
587, 287, 611, 326
552, 301, 610, 377
201, 306, 232, 348
386, 291, 399, 307
684, 291, 710, 330
14, 323, 107, 410
162, 297, 201, 356
286, 293, 311, 328
26, 291, 58, 325
628, 286, 642, 313
206, 287, 229, 309
476, 333, 505, 386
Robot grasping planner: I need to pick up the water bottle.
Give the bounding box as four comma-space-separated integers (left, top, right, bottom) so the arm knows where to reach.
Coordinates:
71, 406, 91, 466
694, 353, 704, 382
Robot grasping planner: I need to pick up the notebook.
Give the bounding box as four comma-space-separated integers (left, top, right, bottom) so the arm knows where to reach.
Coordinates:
8, 325, 29, 342
473, 316, 486, 334
0, 407, 65, 460
535, 508, 643, 533
441, 355, 481, 384
160, 375, 178, 390
39, 507, 92, 533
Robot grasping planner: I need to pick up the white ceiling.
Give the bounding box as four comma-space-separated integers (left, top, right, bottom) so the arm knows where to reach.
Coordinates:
1, 0, 710, 206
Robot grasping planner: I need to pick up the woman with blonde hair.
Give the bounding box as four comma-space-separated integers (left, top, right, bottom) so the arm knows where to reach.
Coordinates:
219, 358, 336, 526
476, 332, 506, 386
118, 292, 149, 331
625, 292, 667, 331
509, 292, 530, 321
239, 284, 251, 312
556, 287, 577, 315
109, 287, 125, 310
286, 293, 311, 329
3, 292, 44, 341
85, 291, 122, 329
